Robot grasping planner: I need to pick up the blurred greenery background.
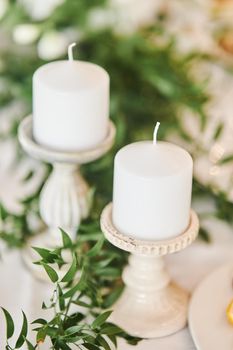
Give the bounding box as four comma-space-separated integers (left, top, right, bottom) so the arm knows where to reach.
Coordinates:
0, 0, 232, 244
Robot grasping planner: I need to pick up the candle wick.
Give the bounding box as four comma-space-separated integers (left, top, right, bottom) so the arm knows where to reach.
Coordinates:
68, 42, 77, 61
153, 122, 160, 145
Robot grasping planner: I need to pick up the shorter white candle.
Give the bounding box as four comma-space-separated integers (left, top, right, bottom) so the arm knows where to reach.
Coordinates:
112, 123, 193, 240
33, 43, 109, 152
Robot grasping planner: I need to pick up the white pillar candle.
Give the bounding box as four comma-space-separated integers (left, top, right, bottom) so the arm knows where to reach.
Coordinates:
33, 43, 109, 151
112, 123, 193, 240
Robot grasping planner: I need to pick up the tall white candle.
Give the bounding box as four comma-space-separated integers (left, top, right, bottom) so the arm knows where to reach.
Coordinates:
33, 43, 109, 151
112, 123, 193, 240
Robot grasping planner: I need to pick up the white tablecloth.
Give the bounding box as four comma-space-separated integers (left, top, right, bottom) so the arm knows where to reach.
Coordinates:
0, 205, 233, 350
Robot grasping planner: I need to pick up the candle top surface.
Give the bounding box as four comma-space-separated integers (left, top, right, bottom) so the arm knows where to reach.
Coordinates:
115, 141, 193, 178
33, 60, 109, 92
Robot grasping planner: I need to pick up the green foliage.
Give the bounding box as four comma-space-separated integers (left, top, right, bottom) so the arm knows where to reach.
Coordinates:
15, 312, 28, 348
1, 308, 14, 340
198, 227, 211, 243
2, 230, 140, 349
2, 309, 30, 349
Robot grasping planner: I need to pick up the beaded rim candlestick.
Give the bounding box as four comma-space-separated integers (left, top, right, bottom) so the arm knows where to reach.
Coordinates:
100, 203, 199, 338
18, 115, 116, 281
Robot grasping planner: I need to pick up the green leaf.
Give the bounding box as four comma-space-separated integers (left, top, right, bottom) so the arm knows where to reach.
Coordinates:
56, 340, 72, 349
60, 228, 73, 248
96, 335, 111, 350
97, 257, 115, 268
15, 311, 28, 348
41, 263, 59, 283
83, 343, 100, 350
1, 308, 14, 339
61, 256, 77, 283
218, 154, 233, 165
87, 237, 104, 257
72, 300, 91, 308
103, 286, 123, 308
44, 325, 58, 337
101, 324, 123, 335
23, 170, 35, 182
123, 333, 142, 345
31, 318, 47, 325
63, 312, 85, 329
64, 325, 83, 336
41, 302, 49, 309
26, 339, 35, 350
0, 204, 9, 221
36, 328, 47, 344
58, 284, 65, 311
95, 267, 121, 278
213, 122, 224, 140
91, 311, 112, 329
108, 335, 117, 347
63, 280, 85, 299
146, 73, 176, 97
199, 227, 211, 243
32, 247, 58, 263
63, 269, 86, 299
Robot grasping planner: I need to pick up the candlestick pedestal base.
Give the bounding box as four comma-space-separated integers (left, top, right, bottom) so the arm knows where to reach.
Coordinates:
100, 203, 199, 338
18, 116, 115, 281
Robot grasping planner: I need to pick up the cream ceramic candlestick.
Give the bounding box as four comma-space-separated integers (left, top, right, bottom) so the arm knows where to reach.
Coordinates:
18, 116, 115, 280
100, 203, 199, 338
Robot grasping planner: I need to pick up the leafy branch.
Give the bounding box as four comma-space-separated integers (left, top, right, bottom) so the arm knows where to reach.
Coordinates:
2, 229, 140, 349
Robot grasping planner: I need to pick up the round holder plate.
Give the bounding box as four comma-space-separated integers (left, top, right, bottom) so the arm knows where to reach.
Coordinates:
18, 115, 116, 164
101, 203, 199, 256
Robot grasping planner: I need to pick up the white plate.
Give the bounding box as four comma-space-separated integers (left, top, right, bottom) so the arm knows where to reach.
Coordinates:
189, 262, 233, 350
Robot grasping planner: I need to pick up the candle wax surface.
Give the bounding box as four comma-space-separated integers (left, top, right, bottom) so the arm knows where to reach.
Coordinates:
34, 60, 108, 91
117, 141, 192, 178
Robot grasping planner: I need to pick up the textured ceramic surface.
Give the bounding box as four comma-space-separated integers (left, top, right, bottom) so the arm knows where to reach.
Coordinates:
18, 116, 116, 164
101, 203, 199, 256
18, 116, 115, 281
100, 203, 199, 338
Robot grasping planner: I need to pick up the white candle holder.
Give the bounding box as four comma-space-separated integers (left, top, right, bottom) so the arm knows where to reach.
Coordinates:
18, 116, 115, 280
100, 203, 199, 338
